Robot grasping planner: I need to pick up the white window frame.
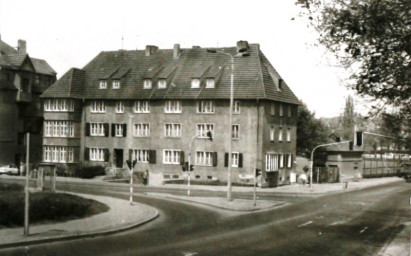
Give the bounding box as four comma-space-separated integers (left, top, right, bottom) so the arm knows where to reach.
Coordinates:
233, 101, 240, 114
195, 151, 213, 166
143, 79, 152, 89
158, 79, 167, 89
90, 148, 104, 161
279, 127, 283, 141
52, 146, 59, 162
99, 80, 107, 89
286, 128, 291, 142
279, 154, 284, 168
68, 147, 74, 163
115, 124, 123, 137
197, 100, 215, 114
90, 123, 105, 136
44, 99, 74, 112
112, 80, 120, 89
90, 101, 105, 113
191, 78, 200, 88
231, 152, 239, 168
115, 101, 124, 113
205, 78, 215, 88
44, 146, 51, 162
163, 149, 181, 164
131, 149, 149, 163
165, 100, 182, 113
232, 124, 239, 139
165, 123, 181, 138
60, 147, 67, 163
46, 120, 74, 137
270, 126, 275, 141
196, 123, 214, 138
133, 123, 150, 137
287, 153, 292, 168
134, 100, 150, 113
265, 153, 279, 171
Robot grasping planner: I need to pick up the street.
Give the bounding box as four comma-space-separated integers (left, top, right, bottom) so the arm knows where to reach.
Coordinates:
0, 180, 409, 255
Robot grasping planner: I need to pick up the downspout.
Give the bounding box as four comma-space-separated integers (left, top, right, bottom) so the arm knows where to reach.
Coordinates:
80, 98, 86, 168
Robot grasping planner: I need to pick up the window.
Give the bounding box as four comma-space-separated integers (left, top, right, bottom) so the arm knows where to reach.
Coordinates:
90, 123, 105, 136
43, 146, 75, 163
91, 101, 105, 113
266, 154, 279, 171
99, 80, 107, 89
90, 148, 104, 161
134, 100, 150, 113
163, 149, 181, 164
165, 100, 182, 113
286, 128, 291, 142
44, 121, 74, 137
232, 124, 239, 139
279, 127, 283, 141
286, 153, 293, 168
195, 151, 214, 166
35, 75, 40, 84
232, 152, 239, 167
158, 79, 167, 89
287, 105, 292, 117
133, 123, 150, 137
279, 104, 283, 116
270, 126, 275, 141
112, 80, 120, 89
115, 101, 124, 113
191, 78, 200, 88
115, 124, 123, 137
131, 149, 149, 163
143, 79, 152, 89
44, 99, 74, 112
279, 154, 284, 168
197, 100, 215, 113
165, 123, 181, 137
205, 78, 215, 88
233, 101, 240, 114
270, 103, 275, 115
22, 78, 30, 92
196, 123, 214, 138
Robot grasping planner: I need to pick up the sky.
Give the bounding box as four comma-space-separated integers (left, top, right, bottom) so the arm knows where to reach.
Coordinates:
0, 0, 363, 118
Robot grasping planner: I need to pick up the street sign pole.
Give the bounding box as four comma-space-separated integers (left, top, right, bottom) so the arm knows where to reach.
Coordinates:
253, 162, 257, 206
24, 132, 30, 236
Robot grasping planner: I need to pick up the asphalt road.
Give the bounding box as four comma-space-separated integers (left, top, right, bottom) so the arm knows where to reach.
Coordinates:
0, 180, 409, 256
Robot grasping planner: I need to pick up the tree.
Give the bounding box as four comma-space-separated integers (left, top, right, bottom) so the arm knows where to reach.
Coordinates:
297, 102, 330, 157
341, 95, 355, 140
296, 0, 411, 123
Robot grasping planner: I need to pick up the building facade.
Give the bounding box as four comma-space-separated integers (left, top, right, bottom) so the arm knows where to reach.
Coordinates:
40, 41, 299, 185
0, 35, 56, 168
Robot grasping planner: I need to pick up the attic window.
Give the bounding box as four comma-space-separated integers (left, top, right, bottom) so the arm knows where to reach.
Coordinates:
99, 80, 107, 89
112, 80, 120, 89
191, 78, 200, 88
143, 79, 152, 89
278, 79, 283, 90
205, 78, 215, 88
158, 79, 167, 89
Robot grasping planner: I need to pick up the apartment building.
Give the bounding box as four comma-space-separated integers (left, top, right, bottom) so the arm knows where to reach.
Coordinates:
40, 41, 299, 185
0, 35, 56, 167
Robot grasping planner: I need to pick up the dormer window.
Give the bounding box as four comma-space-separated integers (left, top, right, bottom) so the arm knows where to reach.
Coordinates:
112, 80, 120, 89
278, 79, 283, 90
191, 78, 200, 88
205, 78, 215, 88
143, 79, 152, 89
99, 80, 107, 89
158, 79, 167, 89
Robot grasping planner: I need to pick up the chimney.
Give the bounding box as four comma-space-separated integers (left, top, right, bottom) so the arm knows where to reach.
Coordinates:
236, 40, 249, 53
18, 39, 27, 54
173, 44, 181, 59
145, 45, 158, 56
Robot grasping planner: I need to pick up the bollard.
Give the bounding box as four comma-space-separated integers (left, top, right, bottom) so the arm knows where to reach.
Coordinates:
343, 181, 348, 189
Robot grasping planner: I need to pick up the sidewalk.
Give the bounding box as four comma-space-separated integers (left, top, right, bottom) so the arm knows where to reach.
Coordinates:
0, 192, 159, 249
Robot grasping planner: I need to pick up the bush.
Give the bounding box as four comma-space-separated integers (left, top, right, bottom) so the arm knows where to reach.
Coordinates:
75, 166, 105, 179
0, 191, 109, 227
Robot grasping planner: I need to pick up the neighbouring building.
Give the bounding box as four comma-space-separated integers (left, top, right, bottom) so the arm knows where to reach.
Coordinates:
0, 35, 57, 169
40, 41, 299, 186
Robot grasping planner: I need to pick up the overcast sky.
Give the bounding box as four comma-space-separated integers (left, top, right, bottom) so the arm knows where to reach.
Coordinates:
0, 0, 362, 118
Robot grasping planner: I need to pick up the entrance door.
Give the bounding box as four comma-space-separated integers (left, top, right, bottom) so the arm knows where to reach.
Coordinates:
114, 149, 123, 168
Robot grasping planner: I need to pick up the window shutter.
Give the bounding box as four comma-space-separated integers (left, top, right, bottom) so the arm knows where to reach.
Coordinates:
85, 123, 90, 136
278, 154, 281, 169
212, 152, 218, 167
239, 153, 243, 168
149, 150, 156, 164
123, 124, 127, 137
290, 154, 293, 168
129, 149, 133, 161
111, 124, 115, 137
104, 123, 109, 137
180, 151, 185, 165
224, 153, 228, 167
84, 148, 90, 161
104, 149, 110, 162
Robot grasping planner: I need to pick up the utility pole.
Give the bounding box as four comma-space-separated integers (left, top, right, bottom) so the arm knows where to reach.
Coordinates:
24, 132, 30, 236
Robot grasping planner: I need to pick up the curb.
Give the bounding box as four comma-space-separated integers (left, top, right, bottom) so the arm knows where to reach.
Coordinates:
0, 202, 159, 249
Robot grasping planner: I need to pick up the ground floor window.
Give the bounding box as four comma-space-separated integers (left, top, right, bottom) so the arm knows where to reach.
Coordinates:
90, 148, 104, 161
43, 146, 75, 163
131, 149, 149, 163
163, 149, 181, 164
266, 153, 280, 171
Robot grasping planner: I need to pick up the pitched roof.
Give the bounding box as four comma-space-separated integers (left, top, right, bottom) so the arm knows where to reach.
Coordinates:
31, 58, 56, 75
40, 68, 85, 98
41, 43, 300, 104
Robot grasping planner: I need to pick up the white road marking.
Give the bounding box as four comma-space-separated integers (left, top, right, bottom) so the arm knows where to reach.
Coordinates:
360, 227, 368, 233
298, 221, 313, 228
182, 252, 198, 256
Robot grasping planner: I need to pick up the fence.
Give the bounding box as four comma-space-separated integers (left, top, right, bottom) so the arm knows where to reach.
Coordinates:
362, 157, 402, 178
312, 167, 340, 183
